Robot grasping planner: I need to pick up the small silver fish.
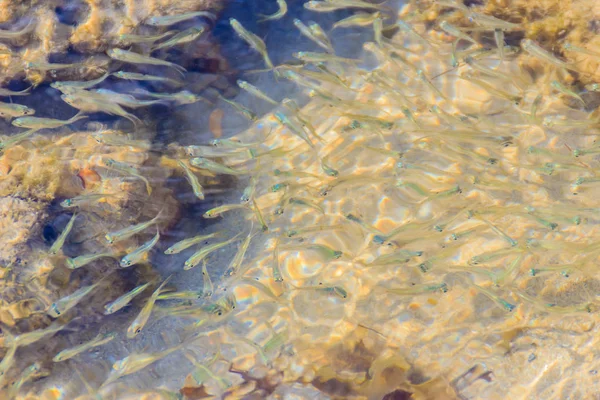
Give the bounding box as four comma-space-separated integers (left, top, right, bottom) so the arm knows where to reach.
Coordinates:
0, 102, 35, 120
107, 48, 187, 76
49, 213, 78, 255
12, 112, 87, 130
112, 71, 182, 86
237, 80, 278, 105
259, 0, 288, 21
53, 333, 116, 362
120, 230, 160, 267
230, 18, 274, 69
152, 26, 206, 51
145, 11, 217, 26
104, 281, 154, 315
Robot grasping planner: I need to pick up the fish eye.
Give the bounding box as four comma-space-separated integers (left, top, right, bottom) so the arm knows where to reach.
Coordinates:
135, 328, 141, 334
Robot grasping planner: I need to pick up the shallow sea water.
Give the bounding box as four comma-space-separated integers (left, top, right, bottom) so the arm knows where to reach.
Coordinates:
2, 0, 600, 399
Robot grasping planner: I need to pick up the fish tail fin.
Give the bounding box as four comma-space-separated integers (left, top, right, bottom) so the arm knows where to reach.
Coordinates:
171, 63, 187, 78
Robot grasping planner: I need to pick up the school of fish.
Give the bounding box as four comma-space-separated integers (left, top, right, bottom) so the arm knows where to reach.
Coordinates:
2, 0, 600, 398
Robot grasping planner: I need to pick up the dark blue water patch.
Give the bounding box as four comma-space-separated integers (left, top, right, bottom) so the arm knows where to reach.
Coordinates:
43, 224, 58, 243
55, 0, 90, 27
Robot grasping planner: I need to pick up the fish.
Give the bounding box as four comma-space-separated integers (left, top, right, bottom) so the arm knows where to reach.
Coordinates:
164, 231, 224, 255
225, 229, 257, 276
92, 129, 152, 150
152, 26, 206, 51
281, 243, 343, 261
515, 290, 591, 314
66, 252, 114, 269
289, 197, 324, 213
294, 19, 333, 53
241, 176, 258, 203
315, 63, 350, 88
308, 21, 334, 51
373, 13, 383, 47
364, 249, 423, 266
61, 192, 115, 208
217, 94, 257, 121
417, 69, 446, 99
293, 51, 358, 64
126, 275, 172, 338
134, 88, 211, 106
467, 12, 521, 30
202, 262, 213, 297
472, 284, 516, 312
439, 21, 479, 45
272, 238, 284, 282
185, 350, 232, 389
0, 21, 35, 39
288, 282, 348, 299
563, 42, 600, 60
459, 73, 522, 104
50, 72, 110, 93
0, 346, 16, 384
183, 234, 242, 270
394, 20, 431, 46
230, 18, 274, 69
190, 157, 248, 175
386, 282, 448, 295
281, 97, 323, 138
61, 92, 142, 127
494, 29, 505, 61
105, 210, 163, 244
274, 112, 315, 149
0, 86, 32, 97
12, 112, 87, 130
4, 323, 65, 349
333, 12, 382, 29
262, 330, 288, 356
203, 203, 250, 218
118, 31, 176, 44
104, 158, 152, 195
92, 89, 165, 109
25, 60, 85, 72
104, 343, 184, 386
107, 48, 187, 76
48, 276, 109, 317
156, 290, 203, 300
469, 247, 522, 266
120, 230, 160, 267
178, 160, 205, 200
550, 80, 585, 106
345, 213, 385, 236
211, 137, 261, 148
304, 0, 388, 12
104, 281, 154, 314
463, 57, 528, 90
477, 217, 518, 247
521, 39, 580, 73
53, 333, 116, 362
8, 362, 42, 398
237, 79, 278, 105
145, 11, 217, 26
252, 198, 269, 232
0, 102, 35, 120
111, 71, 182, 86
259, 0, 288, 21
49, 213, 78, 255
